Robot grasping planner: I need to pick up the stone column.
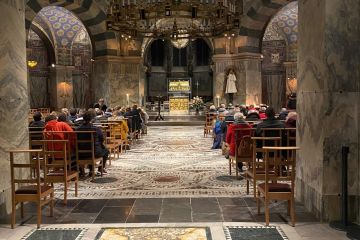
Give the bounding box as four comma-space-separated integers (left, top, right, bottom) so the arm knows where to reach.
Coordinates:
94, 56, 143, 107
49, 65, 74, 110
0, 0, 28, 218
297, 0, 360, 222
212, 53, 262, 106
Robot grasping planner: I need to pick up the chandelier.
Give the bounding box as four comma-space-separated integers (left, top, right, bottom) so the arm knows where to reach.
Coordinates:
106, 0, 240, 39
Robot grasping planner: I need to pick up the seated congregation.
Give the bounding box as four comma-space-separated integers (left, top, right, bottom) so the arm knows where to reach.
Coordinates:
205, 103, 298, 226
9, 100, 149, 228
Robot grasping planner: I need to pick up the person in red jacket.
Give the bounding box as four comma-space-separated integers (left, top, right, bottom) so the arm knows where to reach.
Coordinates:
43, 114, 75, 161
226, 112, 252, 171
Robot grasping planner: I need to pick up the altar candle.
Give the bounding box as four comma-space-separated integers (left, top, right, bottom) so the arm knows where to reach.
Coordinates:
216, 95, 220, 108
126, 93, 130, 106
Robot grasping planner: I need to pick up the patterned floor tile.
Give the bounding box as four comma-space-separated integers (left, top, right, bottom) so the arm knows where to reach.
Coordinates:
54, 126, 248, 199
95, 227, 212, 240
224, 226, 288, 240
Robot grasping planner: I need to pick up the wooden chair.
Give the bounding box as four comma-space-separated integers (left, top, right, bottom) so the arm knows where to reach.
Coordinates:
228, 128, 255, 179
257, 146, 299, 226
9, 149, 54, 228
203, 113, 217, 137
75, 131, 104, 181
28, 128, 45, 176
42, 139, 78, 204
105, 128, 121, 165
245, 137, 281, 197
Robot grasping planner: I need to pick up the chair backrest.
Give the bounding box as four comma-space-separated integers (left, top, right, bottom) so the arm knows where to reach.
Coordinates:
237, 135, 253, 158
251, 137, 281, 165
263, 146, 299, 184
29, 129, 44, 150
260, 128, 296, 147
10, 149, 43, 194
41, 140, 70, 177
205, 113, 217, 126
75, 131, 96, 160
109, 123, 122, 139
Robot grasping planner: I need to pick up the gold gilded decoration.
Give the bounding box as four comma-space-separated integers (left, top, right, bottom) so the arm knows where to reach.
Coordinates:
169, 80, 190, 92
98, 227, 209, 240
170, 98, 189, 112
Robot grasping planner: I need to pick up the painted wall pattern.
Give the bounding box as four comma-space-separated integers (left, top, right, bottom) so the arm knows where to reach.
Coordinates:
27, 29, 50, 108
32, 6, 89, 66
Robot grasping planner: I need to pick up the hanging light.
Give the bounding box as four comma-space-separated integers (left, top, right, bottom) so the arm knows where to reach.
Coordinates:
27, 60, 38, 68
106, 0, 240, 39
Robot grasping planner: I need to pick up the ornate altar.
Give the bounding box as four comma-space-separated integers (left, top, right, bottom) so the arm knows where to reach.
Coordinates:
168, 78, 191, 115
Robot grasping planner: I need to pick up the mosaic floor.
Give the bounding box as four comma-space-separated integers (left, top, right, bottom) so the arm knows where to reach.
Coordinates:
21, 226, 288, 240
54, 126, 247, 199
0, 126, 352, 240
95, 227, 212, 240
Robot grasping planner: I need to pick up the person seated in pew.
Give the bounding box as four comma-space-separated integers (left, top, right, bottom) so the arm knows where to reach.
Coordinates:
278, 108, 289, 120
255, 107, 285, 136
58, 113, 73, 126
220, 111, 235, 155
285, 112, 297, 146
246, 109, 260, 122
29, 111, 45, 128
255, 107, 286, 157
68, 108, 78, 124
226, 113, 252, 172
43, 114, 76, 169
285, 111, 297, 128
259, 106, 267, 120
77, 111, 110, 176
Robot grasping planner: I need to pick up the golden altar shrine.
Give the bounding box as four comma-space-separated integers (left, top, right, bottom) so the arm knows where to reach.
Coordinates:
168, 78, 191, 115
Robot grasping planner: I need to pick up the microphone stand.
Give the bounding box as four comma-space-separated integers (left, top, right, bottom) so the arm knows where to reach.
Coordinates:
155, 95, 164, 121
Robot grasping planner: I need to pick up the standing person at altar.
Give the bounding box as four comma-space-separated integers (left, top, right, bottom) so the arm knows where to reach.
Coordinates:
225, 69, 237, 104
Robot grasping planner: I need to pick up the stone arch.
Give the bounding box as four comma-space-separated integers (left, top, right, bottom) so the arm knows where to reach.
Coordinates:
25, 0, 117, 57
239, 0, 295, 53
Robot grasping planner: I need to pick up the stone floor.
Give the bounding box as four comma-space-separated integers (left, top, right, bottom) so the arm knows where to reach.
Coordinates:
0, 126, 351, 239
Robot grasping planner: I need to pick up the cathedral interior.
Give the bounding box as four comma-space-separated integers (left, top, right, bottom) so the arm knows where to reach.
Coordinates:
0, 0, 359, 239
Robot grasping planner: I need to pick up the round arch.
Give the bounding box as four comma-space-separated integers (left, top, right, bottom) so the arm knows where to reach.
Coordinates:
239, 0, 296, 52
25, 0, 115, 57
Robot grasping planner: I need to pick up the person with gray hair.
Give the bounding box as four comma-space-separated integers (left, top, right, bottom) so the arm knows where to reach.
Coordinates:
226, 112, 252, 172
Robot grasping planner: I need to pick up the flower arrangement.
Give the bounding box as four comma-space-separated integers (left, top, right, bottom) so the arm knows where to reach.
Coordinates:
192, 96, 203, 110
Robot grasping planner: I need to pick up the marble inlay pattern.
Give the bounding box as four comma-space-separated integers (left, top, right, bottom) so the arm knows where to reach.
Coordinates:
96, 227, 212, 240
224, 226, 288, 240
22, 228, 85, 240
53, 126, 248, 199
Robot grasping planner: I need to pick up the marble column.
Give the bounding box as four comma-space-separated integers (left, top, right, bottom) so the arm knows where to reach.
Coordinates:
93, 56, 143, 107
49, 65, 74, 110
0, 0, 28, 218
297, 0, 360, 222
212, 53, 262, 106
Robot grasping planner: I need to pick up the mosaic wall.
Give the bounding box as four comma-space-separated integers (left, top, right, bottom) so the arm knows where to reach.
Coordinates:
33, 6, 90, 66
263, 1, 298, 61
28, 6, 93, 109
261, 1, 297, 110
27, 29, 49, 108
